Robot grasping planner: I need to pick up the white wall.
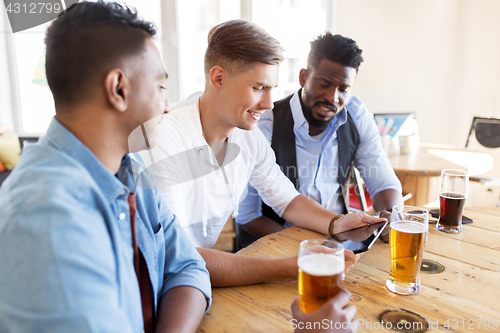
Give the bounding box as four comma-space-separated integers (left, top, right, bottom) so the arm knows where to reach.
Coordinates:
335, 0, 500, 146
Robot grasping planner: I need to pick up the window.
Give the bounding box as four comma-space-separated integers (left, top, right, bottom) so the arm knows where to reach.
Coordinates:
3, 0, 332, 134
176, 0, 240, 99
6, 0, 162, 134
174, 0, 331, 101
11, 23, 54, 134
252, 0, 329, 99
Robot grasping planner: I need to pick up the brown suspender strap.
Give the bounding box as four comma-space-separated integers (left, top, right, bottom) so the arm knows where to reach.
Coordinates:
128, 192, 154, 333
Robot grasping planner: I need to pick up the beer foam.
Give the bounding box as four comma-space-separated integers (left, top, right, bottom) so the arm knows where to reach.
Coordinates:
391, 220, 426, 233
298, 254, 344, 276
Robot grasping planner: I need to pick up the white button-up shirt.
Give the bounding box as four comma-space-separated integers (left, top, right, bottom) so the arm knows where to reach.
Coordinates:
137, 93, 299, 248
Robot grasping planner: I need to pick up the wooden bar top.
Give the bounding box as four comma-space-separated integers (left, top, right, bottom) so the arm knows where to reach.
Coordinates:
198, 208, 500, 332
386, 143, 497, 206
388, 143, 495, 178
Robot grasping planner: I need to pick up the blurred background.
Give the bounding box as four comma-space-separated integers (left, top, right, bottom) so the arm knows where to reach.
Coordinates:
1, 0, 499, 145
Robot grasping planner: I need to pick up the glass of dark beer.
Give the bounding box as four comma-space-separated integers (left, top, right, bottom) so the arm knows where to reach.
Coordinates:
436, 169, 469, 234
298, 239, 344, 314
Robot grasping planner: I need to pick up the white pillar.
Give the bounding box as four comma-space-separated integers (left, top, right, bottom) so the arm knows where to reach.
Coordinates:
160, 0, 181, 103
240, 0, 252, 21
325, 0, 337, 34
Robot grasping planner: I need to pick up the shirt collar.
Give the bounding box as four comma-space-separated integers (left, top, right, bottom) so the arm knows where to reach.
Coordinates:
117, 154, 137, 194
43, 117, 129, 202
290, 90, 309, 132
172, 93, 235, 167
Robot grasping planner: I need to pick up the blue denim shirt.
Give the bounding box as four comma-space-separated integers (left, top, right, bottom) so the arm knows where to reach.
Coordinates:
0, 118, 211, 333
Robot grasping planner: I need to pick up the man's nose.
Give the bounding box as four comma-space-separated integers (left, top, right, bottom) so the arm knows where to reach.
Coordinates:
325, 89, 340, 104
259, 90, 273, 110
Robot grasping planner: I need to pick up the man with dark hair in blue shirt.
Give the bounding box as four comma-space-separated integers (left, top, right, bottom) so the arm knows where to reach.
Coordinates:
0, 2, 210, 332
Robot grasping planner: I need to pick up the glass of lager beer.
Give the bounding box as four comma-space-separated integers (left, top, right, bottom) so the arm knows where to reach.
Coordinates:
437, 169, 469, 233
386, 205, 428, 295
298, 239, 344, 313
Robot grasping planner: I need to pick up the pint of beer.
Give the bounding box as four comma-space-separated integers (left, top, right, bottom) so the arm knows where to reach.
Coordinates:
386, 206, 428, 295
437, 169, 468, 234
298, 239, 344, 313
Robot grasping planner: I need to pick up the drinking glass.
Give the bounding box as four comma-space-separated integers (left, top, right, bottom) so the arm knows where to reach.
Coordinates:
436, 169, 469, 234
298, 239, 344, 313
386, 205, 428, 295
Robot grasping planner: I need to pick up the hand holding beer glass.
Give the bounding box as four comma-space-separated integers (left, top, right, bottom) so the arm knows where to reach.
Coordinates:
386, 206, 428, 295
298, 239, 345, 314
436, 169, 469, 233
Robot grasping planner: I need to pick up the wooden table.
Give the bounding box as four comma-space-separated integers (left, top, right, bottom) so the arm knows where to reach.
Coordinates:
198, 207, 500, 332
387, 143, 495, 206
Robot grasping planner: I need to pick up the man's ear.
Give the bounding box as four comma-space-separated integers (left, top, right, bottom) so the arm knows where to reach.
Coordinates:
104, 69, 129, 113
299, 68, 308, 87
209, 66, 226, 91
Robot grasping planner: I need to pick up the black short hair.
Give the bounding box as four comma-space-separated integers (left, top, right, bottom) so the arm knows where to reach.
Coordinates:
307, 33, 363, 72
45, 1, 156, 107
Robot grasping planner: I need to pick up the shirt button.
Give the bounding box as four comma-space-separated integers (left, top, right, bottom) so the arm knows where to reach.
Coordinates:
119, 213, 126, 220
120, 189, 126, 196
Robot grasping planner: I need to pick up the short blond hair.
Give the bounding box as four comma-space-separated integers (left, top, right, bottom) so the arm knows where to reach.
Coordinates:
204, 20, 284, 77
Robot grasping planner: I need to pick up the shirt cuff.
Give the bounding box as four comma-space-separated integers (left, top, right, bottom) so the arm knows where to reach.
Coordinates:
273, 191, 300, 217
369, 183, 403, 198
161, 270, 213, 313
